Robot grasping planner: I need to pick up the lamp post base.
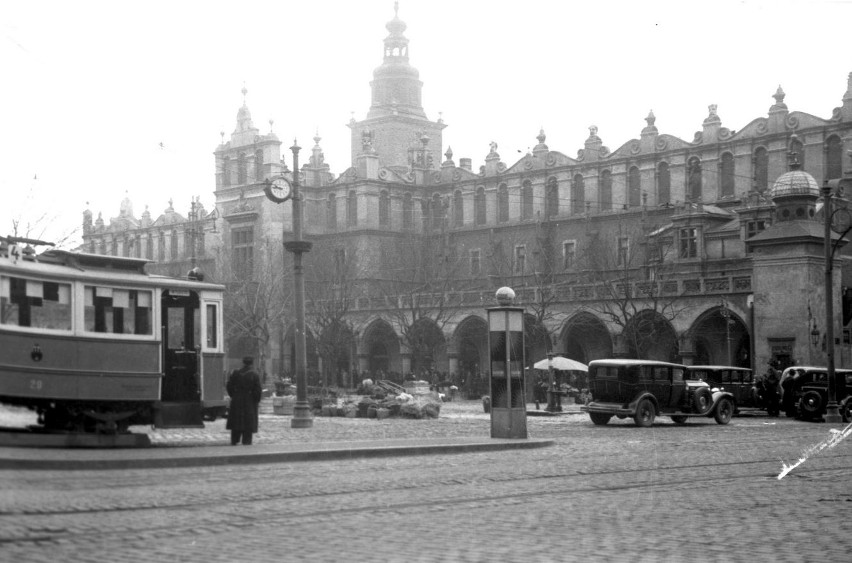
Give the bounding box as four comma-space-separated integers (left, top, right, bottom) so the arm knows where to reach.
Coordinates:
290, 402, 314, 428
824, 402, 843, 423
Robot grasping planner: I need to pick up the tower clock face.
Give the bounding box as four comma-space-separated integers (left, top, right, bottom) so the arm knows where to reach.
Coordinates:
264, 177, 292, 203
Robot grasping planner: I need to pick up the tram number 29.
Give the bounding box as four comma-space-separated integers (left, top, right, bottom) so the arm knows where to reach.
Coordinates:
29, 379, 44, 391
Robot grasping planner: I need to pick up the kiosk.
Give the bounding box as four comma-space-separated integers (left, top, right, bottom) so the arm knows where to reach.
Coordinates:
487, 287, 527, 439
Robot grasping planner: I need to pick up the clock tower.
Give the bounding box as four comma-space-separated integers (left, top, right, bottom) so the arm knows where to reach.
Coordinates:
348, 2, 445, 173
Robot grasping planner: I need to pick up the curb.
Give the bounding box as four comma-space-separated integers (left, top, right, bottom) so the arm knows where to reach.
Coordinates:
0, 438, 555, 471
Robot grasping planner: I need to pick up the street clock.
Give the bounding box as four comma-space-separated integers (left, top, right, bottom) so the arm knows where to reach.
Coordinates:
263, 177, 292, 203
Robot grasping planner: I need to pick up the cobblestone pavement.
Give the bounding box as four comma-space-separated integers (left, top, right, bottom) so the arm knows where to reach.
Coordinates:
1, 401, 851, 562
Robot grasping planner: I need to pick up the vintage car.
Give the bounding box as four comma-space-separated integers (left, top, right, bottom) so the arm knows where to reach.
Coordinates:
779, 366, 852, 421
686, 365, 758, 413
581, 359, 735, 427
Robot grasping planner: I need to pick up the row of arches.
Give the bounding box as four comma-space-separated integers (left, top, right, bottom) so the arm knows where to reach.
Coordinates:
283, 304, 751, 393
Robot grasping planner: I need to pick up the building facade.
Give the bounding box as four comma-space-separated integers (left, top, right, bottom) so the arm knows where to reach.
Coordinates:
83, 6, 852, 394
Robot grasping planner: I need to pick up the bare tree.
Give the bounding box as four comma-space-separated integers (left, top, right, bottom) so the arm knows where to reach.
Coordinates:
578, 219, 687, 360
6, 185, 80, 249
374, 214, 470, 377
214, 237, 292, 381
484, 222, 561, 356
304, 240, 363, 387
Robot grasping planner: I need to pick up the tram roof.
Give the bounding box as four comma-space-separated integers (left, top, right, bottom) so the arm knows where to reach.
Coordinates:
2, 249, 224, 291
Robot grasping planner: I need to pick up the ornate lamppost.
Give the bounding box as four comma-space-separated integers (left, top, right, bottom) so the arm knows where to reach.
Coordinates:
820, 179, 852, 423
264, 140, 313, 428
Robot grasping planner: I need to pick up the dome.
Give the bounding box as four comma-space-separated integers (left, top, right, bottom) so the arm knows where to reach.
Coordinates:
770, 169, 819, 199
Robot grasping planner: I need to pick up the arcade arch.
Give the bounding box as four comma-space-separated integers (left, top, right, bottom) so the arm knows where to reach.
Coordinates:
688, 306, 750, 368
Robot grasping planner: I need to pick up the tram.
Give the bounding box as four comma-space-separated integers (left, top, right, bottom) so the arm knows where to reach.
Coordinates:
0, 237, 228, 434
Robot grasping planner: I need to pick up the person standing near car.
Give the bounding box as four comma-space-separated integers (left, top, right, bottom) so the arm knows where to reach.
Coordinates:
226, 356, 263, 445
764, 361, 781, 417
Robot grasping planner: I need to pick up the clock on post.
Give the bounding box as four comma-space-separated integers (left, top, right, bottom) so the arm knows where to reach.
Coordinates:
263, 177, 292, 203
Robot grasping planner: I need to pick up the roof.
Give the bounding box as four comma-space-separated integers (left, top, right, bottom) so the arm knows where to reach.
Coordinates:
688, 365, 752, 372
771, 169, 819, 199
588, 359, 686, 368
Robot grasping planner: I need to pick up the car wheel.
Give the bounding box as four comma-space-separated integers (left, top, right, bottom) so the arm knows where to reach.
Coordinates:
633, 399, 655, 427
671, 415, 688, 424
799, 390, 823, 418
693, 388, 713, 415
714, 398, 734, 425
589, 412, 612, 425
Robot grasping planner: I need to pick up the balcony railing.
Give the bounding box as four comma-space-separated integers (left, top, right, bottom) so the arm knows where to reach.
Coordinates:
313, 273, 753, 313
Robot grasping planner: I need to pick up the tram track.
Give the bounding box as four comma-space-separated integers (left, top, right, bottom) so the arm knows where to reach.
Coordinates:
1, 449, 850, 547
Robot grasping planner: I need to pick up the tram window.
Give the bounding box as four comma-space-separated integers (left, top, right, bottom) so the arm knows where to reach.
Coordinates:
84, 286, 152, 335
0, 276, 71, 331
206, 303, 218, 349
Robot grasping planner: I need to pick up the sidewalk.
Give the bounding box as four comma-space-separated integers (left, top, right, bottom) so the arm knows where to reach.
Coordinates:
0, 400, 559, 470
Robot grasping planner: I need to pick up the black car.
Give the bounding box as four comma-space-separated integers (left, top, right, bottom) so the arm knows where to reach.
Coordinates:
686, 366, 758, 413
581, 359, 735, 427
779, 366, 852, 421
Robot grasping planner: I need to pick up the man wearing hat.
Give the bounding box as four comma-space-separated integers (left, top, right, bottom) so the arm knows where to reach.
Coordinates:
764, 360, 781, 417
226, 356, 263, 445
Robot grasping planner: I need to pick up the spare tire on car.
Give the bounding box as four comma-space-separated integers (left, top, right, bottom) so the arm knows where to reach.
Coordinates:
692, 387, 713, 415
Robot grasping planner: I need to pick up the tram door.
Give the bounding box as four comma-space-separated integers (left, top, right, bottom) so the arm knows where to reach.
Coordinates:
157, 289, 203, 427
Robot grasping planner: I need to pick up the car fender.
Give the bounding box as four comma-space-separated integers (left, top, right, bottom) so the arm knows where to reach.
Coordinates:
710, 389, 735, 409
628, 392, 659, 413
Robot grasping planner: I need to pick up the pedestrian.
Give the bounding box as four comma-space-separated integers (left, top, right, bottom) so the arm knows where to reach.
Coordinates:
764, 360, 781, 417
226, 356, 262, 445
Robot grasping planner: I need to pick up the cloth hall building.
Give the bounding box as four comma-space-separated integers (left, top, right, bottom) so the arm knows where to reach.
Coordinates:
82, 6, 852, 394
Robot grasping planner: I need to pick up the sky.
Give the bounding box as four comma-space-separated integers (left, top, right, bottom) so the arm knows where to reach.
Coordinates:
2, 0, 851, 248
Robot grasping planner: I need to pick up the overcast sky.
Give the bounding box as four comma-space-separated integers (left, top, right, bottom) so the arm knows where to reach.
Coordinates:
3, 0, 851, 248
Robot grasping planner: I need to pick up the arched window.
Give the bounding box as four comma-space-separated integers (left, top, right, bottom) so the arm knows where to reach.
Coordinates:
146, 234, 153, 260
720, 152, 735, 197
827, 135, 843, 180
255, 149, 264, 181
432, 193, 444, 230
170, 229, 178, 260
545, 177, 559, 218
571, 174, 584, 215
600, 170, 613, 211
521, 180, 533, 219
498, 183, 509, 223
789, 136, 805, 169
403, 193, 413, 229
753, 147, 768, 192
379, 190, 390, 227
657, 162, 670, 204
453, 190, 464, 227
237, 153, 247, 185
347, 191, 357, 227
327, 193, 337, 231
475, 187, 486, 225
222, 157, 231, 187
687, 157, 702, 202
628, 166, 641, 207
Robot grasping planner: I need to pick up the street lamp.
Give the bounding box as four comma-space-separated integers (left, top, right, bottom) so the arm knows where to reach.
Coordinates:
264, 140, 313, 429
720, 299, 732, 366
820, 179, 852, 423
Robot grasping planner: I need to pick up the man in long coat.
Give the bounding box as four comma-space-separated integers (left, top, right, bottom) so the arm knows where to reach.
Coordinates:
226, 356, 262, 445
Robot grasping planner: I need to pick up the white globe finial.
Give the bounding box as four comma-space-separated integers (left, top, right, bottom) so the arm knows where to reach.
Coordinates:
495, 286, 516, 306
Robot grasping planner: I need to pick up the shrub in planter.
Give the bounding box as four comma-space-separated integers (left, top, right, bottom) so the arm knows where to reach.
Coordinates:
375, 407, 390, 420
367, 404, 379, 418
